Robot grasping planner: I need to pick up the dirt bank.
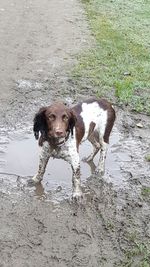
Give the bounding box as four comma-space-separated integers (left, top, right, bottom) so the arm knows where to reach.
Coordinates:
0, 1, 150, 267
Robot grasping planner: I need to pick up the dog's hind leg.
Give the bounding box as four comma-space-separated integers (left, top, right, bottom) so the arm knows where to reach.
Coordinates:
86, 134, 100, 161
96, 138, 107, 175
83, 122, 100, 162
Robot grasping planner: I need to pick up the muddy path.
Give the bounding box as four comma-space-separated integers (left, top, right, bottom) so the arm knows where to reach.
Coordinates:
0, 1, 150, 267
0, 0, 89, 127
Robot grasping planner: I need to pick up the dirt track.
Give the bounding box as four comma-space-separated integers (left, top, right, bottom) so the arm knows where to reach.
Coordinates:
0, 1, 150, 266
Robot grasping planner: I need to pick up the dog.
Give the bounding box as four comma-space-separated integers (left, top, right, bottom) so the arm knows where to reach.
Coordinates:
31, 98, 115, 199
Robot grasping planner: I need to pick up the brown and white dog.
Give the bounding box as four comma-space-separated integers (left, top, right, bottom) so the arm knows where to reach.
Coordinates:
31, 98, 115, 199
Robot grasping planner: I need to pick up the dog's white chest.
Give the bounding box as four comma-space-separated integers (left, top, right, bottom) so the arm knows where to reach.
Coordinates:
50, 135, 77, 163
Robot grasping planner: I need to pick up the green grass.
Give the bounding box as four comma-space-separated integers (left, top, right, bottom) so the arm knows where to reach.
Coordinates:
73, 0, 150, 114
141, 186, 150, 197
119, 232, 150, 267
145, 154, 150, 162
123, 242, 150, 267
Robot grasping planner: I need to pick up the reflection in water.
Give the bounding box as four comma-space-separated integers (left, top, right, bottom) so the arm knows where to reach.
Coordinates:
34, 183, 45, 197
85, 160, 97, 174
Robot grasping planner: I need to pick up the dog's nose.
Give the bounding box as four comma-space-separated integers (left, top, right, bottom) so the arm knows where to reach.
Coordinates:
55, 130, 64, 137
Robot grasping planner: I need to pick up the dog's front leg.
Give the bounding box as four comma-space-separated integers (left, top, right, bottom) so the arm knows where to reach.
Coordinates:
32, 141, 51, 184
72, 165, 82, 200
69, 150, 82, 200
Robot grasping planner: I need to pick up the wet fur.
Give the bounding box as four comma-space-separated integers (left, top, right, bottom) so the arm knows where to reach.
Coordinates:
31, 98, 116, 199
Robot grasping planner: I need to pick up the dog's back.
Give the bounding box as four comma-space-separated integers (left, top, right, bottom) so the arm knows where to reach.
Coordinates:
72, 98, 115, 144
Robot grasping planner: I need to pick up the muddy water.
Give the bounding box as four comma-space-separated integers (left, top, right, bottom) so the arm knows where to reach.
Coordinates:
0, 126, 131, 200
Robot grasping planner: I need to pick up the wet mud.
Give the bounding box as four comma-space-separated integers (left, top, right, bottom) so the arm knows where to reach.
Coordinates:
1, 105, 150, 267
0, 1, 150, 266
0, 126, 121, 195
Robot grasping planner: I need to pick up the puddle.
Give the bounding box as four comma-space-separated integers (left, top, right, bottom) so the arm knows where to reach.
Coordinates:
0, 127, 132, 199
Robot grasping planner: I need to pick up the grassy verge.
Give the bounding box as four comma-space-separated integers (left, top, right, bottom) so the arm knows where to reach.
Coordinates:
73, 0, 150, 114
122, 241, 150, 267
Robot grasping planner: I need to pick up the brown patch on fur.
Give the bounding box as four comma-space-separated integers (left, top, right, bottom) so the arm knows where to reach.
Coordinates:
88, 121, 96, 137
104, 106, 116, 143
71, 104, 85, 151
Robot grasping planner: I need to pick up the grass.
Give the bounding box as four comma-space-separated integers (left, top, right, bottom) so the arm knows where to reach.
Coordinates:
123, 242, 150, 267
72, 0, 150, 114
145, 154, 150, 162
141, 186, 150, 198
119, 232, 150, 267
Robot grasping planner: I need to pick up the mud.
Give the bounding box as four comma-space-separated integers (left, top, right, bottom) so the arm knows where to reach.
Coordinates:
0, 125, 122, 198
0, 1, 150, 266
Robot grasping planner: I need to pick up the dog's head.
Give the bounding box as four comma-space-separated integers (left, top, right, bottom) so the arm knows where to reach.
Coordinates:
33, 102, 77, 145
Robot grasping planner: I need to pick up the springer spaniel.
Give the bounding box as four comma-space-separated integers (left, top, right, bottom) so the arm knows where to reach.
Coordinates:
31, 98, 115, 200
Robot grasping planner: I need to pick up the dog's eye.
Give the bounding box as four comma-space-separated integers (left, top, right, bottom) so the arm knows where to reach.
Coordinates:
48, 114, 56, 121
62, 114, 69, 121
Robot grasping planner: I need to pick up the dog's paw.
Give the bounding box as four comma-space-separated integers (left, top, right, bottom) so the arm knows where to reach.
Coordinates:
72, 189, 83, 203
27, 179, 37, 187
94, 167, 104, 176
27, 176, 41, 187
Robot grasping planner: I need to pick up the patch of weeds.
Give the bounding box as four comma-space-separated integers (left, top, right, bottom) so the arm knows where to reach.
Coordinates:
126, 242, 150, 267
141, 186, 150, 198
130, 88, 150, 113
131, 95, 146, 113
140, 262, 150, 267
105, 220, 115, 231
145, 154, 150, 162
74, 0, 150, 114
117, 231, 150, 266
126, 231, 138, 243
82, 0, 90, 2
114, 78, 134, 105
122, 242, 150, 267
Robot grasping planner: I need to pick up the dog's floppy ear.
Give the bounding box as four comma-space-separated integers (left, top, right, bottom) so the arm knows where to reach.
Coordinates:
33, 107, 47, 140
68, 109, 77, 136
